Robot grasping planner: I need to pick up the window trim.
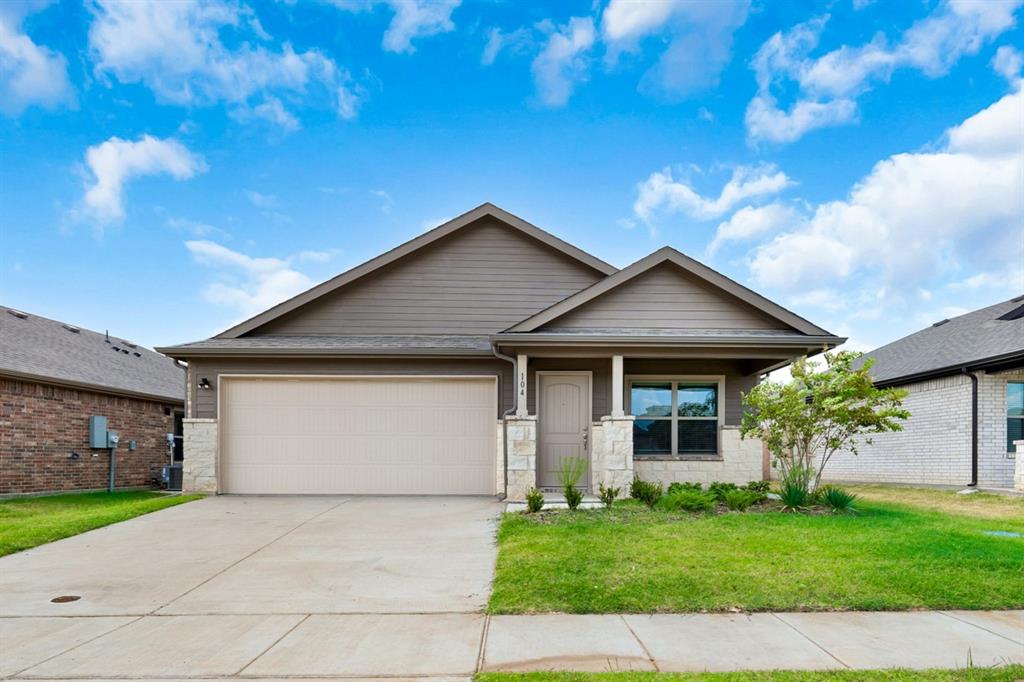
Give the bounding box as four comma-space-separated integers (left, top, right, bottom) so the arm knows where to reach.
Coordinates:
626, 374, 725, 458
1008, 381, 1024, 454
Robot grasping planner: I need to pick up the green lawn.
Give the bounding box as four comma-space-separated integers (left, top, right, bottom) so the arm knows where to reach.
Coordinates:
477, 667, 1024, 682
0, 490, 203, 557
488, 487, 1024, 614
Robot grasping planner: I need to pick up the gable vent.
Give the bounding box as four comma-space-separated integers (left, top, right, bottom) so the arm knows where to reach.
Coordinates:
932, 318, 949, 327
62, 324, 80, 333
998, 304, 1024, 321
6, 309, 28, 319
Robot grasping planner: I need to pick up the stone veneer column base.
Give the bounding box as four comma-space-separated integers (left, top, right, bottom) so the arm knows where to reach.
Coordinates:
504, 416, 537, 500
591, 416, 634, 497
1014, 440, 1024, 491
182, 418, 217, 493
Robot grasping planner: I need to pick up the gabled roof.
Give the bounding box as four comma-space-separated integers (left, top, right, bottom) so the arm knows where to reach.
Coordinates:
160, 335, 493, 356
0, 306, 184, 403
503, 246, 835, 336
859, 295, 1024, 385
215, 203, 617, 339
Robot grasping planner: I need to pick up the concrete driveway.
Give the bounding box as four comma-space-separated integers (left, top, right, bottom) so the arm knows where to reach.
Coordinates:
0, 495, 501, 679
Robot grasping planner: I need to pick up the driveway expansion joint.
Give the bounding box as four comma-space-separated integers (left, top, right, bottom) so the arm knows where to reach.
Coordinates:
768, 612, 851, 669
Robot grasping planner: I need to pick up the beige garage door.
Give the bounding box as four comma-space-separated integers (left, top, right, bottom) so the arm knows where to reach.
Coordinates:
220, 376, 497, 495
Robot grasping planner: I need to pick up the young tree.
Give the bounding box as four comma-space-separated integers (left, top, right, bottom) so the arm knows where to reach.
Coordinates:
740, 351, 910, 493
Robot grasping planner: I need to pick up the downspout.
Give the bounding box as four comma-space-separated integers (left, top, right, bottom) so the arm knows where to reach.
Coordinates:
963, 368, 978, 487
492, 343, 517, 500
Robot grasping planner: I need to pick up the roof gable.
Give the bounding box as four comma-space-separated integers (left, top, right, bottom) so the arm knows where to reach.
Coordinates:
218, 203, 616, 339
506, 247, 832, 336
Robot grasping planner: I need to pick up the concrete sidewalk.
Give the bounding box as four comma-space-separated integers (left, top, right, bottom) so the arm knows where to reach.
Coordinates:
3, 609, 1021, 678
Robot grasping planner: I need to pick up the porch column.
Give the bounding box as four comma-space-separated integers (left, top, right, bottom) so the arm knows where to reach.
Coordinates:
515, 353, 529, 417
611, 354, 625, 417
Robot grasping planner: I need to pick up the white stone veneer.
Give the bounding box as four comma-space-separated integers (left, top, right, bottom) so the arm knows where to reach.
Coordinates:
182, 418, 217, 493
633, 426, 763, 487
590, 416, 634, 496
1015, 440, 1024, 491
504, 415, 537, 500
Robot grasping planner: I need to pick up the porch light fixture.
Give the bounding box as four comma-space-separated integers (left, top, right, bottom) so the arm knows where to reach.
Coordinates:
198, 378, 212, 390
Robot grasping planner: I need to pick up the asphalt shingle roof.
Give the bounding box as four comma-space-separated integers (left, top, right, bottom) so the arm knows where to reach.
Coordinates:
0, 307, 184, 402
159, 334, 494, 354
859, 295, 1024, 384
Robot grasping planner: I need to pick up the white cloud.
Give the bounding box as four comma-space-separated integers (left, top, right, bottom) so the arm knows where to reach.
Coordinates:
601, 0, 749, 99
481, 26, 533, 66
748, 86, 1024, 297
531, 16, 595, 107
329, 0, 460, 54
746, 1, 1023, 144
992, 45, 1023, 83
79, 134, 206, 223
166, 216, 230, 239
633, 164, 793, 223
0, 1, 74, 115
245, 190, 279, 209
88, 0, 361, 128
185, 240, 315, 316
708, 202, 797, 255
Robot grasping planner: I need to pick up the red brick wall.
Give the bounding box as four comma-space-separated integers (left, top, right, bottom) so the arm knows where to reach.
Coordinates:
0, 378, 181, 494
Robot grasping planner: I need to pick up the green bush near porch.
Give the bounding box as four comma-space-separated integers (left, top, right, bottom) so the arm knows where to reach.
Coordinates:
488, 487, 1024, 614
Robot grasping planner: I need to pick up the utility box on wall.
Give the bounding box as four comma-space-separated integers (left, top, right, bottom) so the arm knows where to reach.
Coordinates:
88, 416, 108, 448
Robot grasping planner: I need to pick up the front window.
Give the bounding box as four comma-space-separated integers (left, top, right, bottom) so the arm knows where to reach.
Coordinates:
629, 379, 720, 456
1009, 382, 1024, 453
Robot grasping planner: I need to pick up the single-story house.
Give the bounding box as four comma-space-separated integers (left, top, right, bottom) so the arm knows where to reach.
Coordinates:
821, 296, 1024, 490
157, 203, 843, 499
0, 307, 185, 494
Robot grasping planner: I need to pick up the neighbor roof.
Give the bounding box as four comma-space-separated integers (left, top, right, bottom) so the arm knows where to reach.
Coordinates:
214, 203, 618, 339
860, 295, 1024, 385
504, 246, 837, 337
0, 307, 184, 403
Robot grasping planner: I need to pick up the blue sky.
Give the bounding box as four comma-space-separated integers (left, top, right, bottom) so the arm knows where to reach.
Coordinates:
2, 0, 1022, 352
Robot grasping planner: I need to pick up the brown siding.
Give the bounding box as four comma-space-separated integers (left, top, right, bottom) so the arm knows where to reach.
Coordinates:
189, 357, 514, 419
253, 218, 605, 336
541, 264, 791, 331
0, 378, 177, 494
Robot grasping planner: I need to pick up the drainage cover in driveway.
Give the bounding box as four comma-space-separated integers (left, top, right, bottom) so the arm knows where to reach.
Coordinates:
50, 595, 80, 603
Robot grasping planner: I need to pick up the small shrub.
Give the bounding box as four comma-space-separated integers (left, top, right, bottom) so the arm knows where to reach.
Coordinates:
778, 478, 812, 511
564, 486, 583, 510
745, 480, 771, 494
557, 457, 588, 511
708, 481, 739, 501
820, 485, 858, 514
667, 481, 703, 495
630, 477, 663, 508
723, 489, 757, 512
598, 483, 620, 509
660, 489, 716, 512
525, 487, 544, 513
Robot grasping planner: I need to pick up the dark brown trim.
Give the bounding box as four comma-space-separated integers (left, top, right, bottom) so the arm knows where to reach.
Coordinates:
0, 370, 184, 405
155, 348, 495, 359
213, 203, 618, 339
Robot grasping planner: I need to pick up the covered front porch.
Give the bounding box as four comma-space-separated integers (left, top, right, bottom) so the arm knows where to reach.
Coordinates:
495, 342, 818, 501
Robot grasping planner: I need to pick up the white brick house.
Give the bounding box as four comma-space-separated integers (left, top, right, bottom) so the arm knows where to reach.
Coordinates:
822, 296, 1024, 490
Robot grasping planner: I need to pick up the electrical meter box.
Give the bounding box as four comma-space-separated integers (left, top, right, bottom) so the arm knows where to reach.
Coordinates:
106, 431, 120, 448
89, 416, 108, 448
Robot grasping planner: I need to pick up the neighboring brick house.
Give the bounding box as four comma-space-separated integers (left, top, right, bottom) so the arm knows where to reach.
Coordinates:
822, 296, 1024, 490
1, 307, 185, 494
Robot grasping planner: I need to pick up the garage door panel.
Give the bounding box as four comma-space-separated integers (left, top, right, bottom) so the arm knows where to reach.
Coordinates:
220, 377, 496, 495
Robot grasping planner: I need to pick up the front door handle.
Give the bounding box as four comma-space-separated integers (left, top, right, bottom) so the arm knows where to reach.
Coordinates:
582, 429, 589, 450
